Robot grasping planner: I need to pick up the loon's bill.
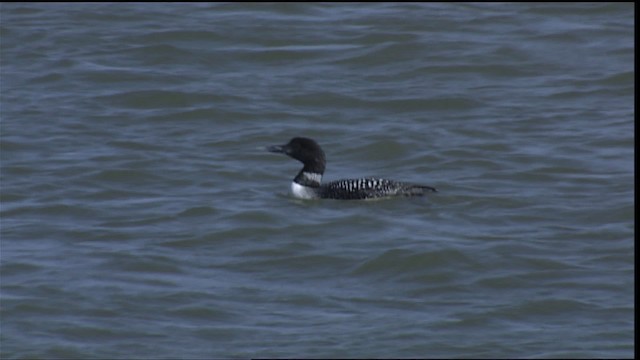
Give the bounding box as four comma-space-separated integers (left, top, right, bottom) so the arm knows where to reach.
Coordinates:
268, 137, 437, 200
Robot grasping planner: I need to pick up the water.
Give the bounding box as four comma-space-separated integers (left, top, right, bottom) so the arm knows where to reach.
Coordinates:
0, 3, 634, 358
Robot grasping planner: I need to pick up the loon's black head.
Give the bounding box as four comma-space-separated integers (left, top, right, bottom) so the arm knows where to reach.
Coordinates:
268, 137, 326, 174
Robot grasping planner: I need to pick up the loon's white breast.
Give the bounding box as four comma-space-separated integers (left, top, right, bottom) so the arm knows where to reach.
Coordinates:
291, 182, 317, 199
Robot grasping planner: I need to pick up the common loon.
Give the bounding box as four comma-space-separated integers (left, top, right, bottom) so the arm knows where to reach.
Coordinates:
268, 137, 437, 200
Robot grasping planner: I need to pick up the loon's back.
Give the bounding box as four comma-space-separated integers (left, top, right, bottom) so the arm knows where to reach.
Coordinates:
320, 178, 435, 200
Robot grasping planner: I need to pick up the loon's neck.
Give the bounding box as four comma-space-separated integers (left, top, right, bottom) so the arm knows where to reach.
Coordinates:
293, 171, 323, 187
291, 171, 323, 199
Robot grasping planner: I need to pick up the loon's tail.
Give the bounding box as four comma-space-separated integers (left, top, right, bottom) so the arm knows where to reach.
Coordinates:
401, 184, 437, 196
